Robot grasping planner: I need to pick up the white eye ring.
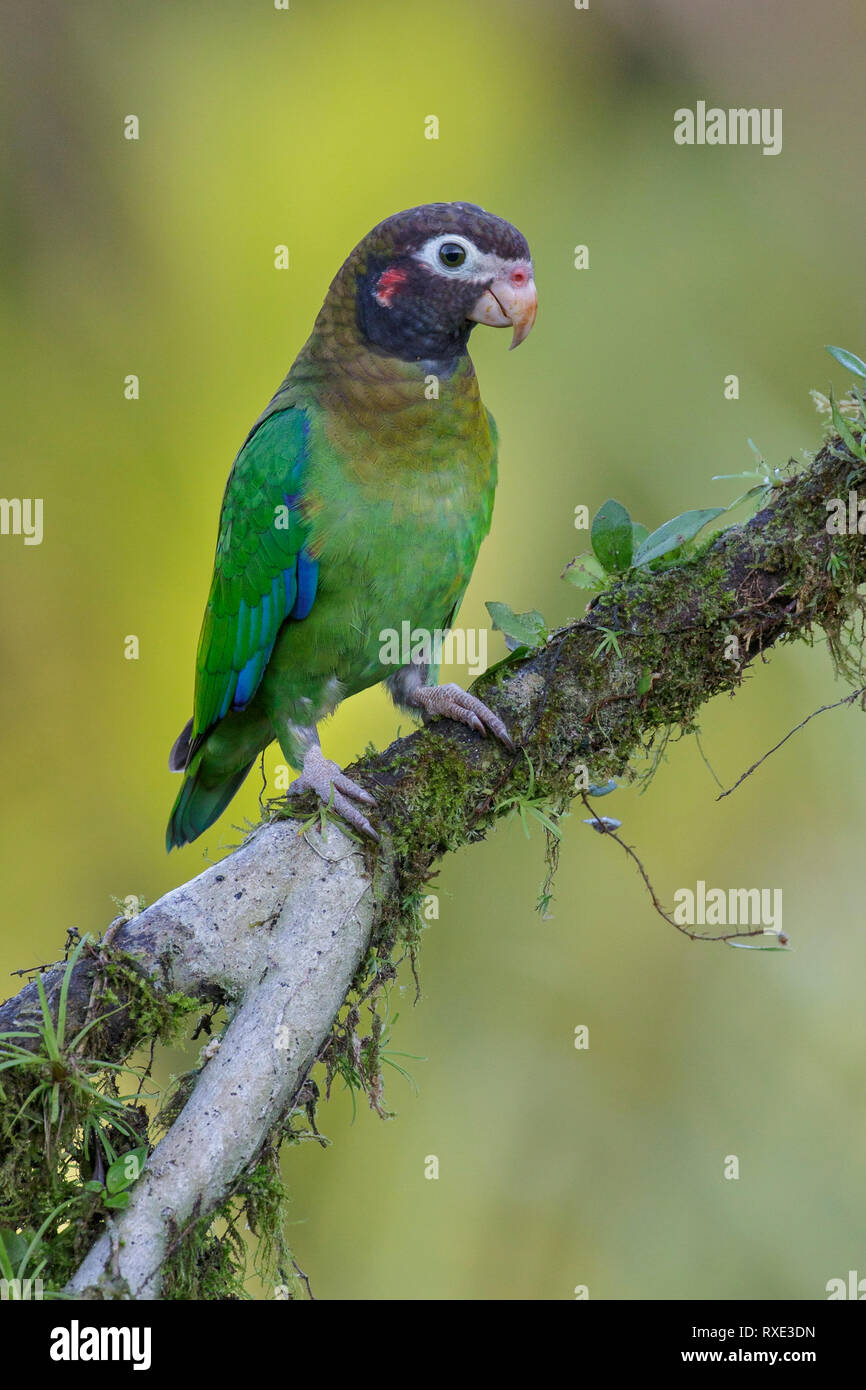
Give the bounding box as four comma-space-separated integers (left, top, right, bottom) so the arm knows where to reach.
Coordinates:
414, 233, 480, 277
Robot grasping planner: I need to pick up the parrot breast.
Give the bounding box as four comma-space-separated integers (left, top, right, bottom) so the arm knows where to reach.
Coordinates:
257, 353, 497, 726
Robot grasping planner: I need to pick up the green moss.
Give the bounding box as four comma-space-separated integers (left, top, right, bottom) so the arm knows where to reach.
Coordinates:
159, 1144, 304, 1301
0, 930, 289, 1301
97, 951, 202, 1047
8, 440, 865, 1301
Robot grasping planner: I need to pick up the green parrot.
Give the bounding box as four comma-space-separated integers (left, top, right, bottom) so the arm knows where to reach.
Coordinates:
167, 202, 537, 849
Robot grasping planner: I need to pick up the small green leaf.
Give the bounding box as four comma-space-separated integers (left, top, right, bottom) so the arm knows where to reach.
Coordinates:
712, 470, 764, 481
485, 602, 547, 649
106, 1146, 147, 1194
636, 668, 653, 695
592, 627, 623, 660
104, 1192, 131, 1210
528, 808, 563, 837
631, 522, 649, 553
826, 344, 866, 381
731, 482, 773, 507
83, 1180, 105, 1194
470, 646, 533, 682
633, 508, 725, 567
0, 1230, 30, 1269
830, 389, 866, 464
746, 438, 768, 468
561, 553, 608, 589
590, 499, 633, 573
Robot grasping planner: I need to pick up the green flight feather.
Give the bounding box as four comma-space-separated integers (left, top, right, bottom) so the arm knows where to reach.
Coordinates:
191, 408, 313, 750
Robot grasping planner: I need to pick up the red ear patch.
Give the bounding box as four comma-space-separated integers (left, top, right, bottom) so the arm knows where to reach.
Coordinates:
374, 267, 409, 307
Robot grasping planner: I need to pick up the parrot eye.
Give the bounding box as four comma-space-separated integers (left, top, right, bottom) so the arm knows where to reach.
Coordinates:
438, 242, 467, 269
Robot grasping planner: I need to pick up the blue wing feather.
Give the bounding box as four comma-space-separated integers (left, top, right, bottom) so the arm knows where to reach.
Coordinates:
192, 408, 319, 739
292, 550, 319, 620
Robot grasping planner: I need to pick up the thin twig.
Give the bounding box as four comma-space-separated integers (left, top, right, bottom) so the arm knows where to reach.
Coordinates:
579, 793, 787, 944
717, 685, 866, 800
292, 1258, 315, 1300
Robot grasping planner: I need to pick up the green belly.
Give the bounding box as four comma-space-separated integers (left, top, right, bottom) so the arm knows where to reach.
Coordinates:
257, 377, 497, 758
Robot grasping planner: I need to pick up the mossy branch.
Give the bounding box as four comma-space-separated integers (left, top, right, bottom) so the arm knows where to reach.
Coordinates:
2, 435, 864, 1298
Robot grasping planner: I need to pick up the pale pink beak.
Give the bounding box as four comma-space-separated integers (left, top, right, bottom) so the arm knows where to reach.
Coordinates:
468, 262, 538, 348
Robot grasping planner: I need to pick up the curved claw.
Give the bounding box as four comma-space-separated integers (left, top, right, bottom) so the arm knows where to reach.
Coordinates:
410, 682, 515, 751
290, 746, 379, 841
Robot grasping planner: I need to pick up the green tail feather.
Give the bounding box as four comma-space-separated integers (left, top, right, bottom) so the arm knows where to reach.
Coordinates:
166, 751, 256, 850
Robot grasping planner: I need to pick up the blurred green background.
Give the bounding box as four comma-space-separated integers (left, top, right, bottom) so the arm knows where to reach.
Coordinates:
2, 0, 865, 1299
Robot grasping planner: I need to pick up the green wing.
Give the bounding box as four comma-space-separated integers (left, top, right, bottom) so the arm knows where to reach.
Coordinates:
191, 408, 317, 746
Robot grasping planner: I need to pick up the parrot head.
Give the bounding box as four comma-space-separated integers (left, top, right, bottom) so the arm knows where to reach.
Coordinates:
331, 202, 537, 363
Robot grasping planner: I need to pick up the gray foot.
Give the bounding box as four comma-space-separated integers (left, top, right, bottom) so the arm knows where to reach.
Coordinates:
290, 744, 379, 841
409, 682, 514, 750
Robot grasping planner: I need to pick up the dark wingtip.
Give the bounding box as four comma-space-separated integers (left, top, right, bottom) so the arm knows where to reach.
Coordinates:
168, 717, 194, 772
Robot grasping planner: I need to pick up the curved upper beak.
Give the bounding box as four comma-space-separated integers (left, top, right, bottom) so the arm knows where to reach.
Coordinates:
468, 263, 537, 349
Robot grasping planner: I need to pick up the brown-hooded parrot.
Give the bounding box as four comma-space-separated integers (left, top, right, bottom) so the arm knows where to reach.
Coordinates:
167, 202, 537, 849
